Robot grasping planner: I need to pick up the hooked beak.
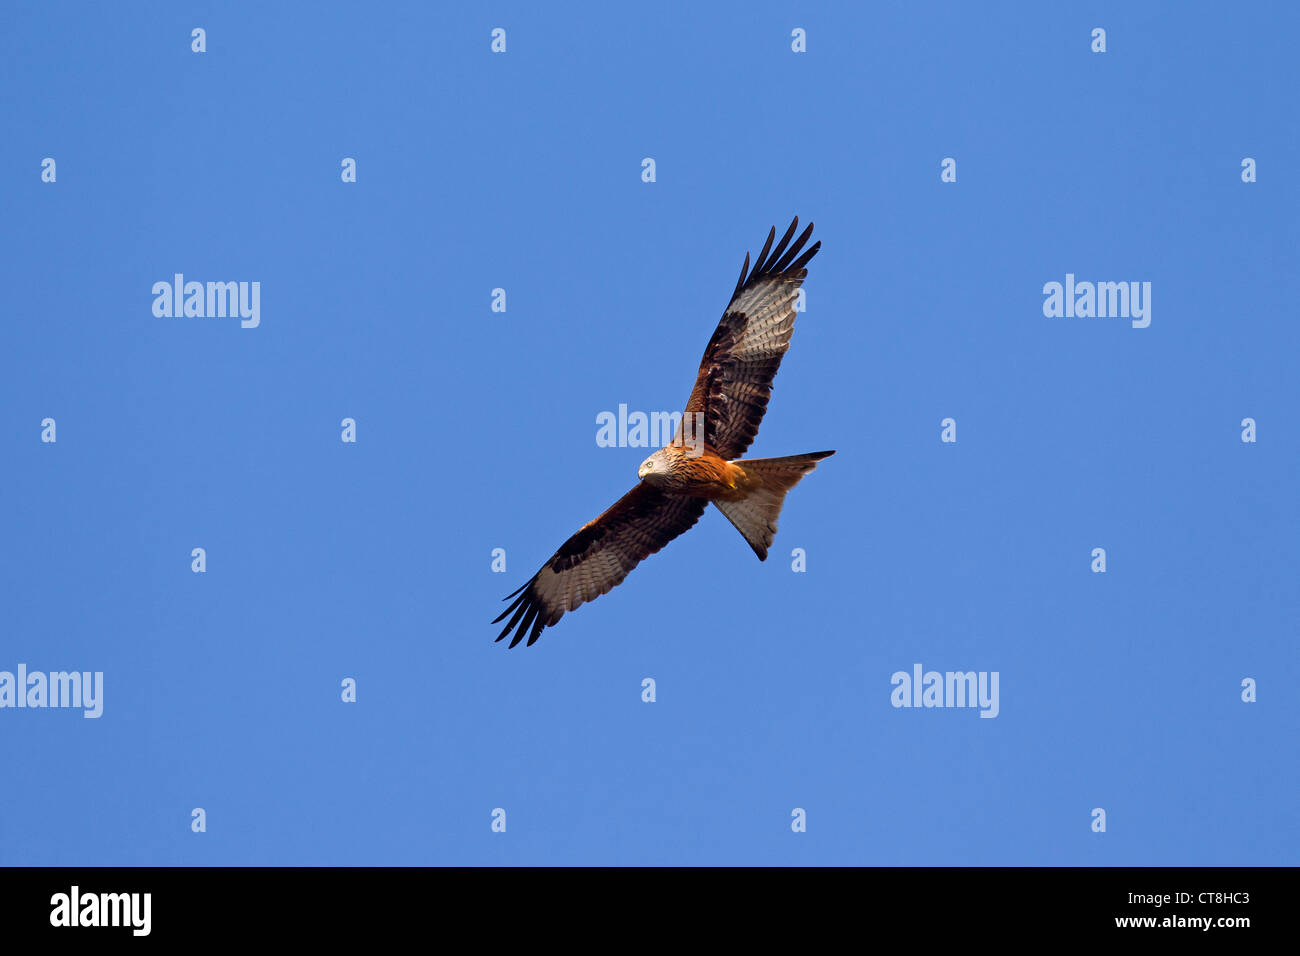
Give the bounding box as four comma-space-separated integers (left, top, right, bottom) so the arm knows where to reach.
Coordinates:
638, 463, 650, 479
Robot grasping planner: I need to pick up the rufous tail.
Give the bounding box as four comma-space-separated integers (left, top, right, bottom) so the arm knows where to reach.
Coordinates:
712, 450, 835, 560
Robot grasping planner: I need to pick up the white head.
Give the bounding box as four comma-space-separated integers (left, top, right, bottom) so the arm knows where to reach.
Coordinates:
638, 450, 669, 485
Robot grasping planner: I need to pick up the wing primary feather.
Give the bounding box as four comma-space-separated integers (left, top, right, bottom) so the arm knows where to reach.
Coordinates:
488, 574, 533, 629
731, 252, 750, 299
770, 221, 815, 274
787, 239, 821, 275
526, 614, 547, 647
495, 596, 531, 641
763, 218, 801, 275
750, 226, 777, 275
500, 575, 535, 602
510, 604, 541, 649
491, 591, 524, 625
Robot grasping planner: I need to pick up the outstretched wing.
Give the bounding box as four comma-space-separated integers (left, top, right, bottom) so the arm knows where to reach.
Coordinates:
678, 217, 820, 460
494, 485, 707, 648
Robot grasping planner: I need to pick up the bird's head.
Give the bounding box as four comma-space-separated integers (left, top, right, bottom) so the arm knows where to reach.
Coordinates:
638, 452, 666, 483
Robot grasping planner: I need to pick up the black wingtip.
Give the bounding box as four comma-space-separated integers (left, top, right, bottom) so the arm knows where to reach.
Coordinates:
732, 251, 751, 299
501, 578, 532, 600
750, 225, 778, 276
788, 238, 820, 275
525, 614, 547, 647
493, 594, 529, 637
507, 604, 541, 649
769, 221, 814, 274
764, 218, 801, 274
737, 217, 817, 293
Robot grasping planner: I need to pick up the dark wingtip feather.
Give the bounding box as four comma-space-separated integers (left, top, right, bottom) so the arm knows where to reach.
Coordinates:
494, 594, 530, 639
768, 222, 813, 274
491, 596, 519, 625
502, 578, 532, 600
750, 225, 778, 275
763, 218, 801, 275
492, 580, 531, 622
525, 614, 547, 646
731, 251, 750, 299
508, 604, 541, 649
788, 239, 820, 275
736, 218, 817, 295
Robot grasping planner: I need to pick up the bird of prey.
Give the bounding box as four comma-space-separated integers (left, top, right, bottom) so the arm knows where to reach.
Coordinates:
494, 217, 834, 647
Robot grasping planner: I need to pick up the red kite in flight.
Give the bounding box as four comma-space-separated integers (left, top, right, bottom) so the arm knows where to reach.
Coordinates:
495, 218, 834, 647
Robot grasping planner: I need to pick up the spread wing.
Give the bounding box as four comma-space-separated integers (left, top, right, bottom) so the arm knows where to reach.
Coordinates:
493, 485, 707, 648
678, 217, 820, 460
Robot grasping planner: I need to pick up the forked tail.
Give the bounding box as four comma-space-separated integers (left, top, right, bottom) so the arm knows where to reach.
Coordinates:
712, 450, 835, 560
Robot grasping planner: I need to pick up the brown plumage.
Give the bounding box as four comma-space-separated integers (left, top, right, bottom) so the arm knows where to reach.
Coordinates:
494, 218, 833, 648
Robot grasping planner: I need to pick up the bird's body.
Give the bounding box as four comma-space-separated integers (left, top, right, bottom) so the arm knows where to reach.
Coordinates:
495, 218, 835, 647
638, 444, 749, 499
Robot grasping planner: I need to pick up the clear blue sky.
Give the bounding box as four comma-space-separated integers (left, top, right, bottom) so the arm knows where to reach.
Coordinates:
2, 2, 1295, 865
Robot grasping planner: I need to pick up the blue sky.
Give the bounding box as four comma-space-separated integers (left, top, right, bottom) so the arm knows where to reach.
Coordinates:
1, 1, 1295, 865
